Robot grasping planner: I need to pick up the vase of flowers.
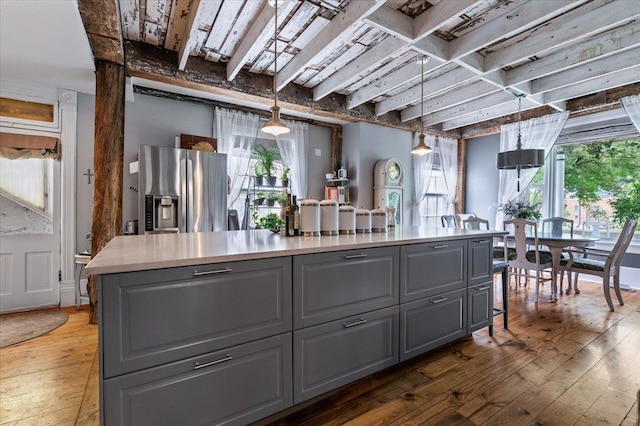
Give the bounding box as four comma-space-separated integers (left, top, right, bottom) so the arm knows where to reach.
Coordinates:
499, 200, 542, 221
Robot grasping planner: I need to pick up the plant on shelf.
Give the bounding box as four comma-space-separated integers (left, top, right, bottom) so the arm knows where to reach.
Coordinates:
253, 164, 265, 186
281, 167, 290, 188
254, 145, 280, 186
265, 192, 278, 207
277, 192, 289, 207
258, 213, 284, 230
499, 200, 542, 221
254, 191, 266, 206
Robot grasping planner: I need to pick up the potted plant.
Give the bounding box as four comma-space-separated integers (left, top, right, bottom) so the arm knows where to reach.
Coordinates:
254, 145, 280, 186
499, 200, 542, 221
265, 192, 278, 207
277, 192, 289, 207
253, 163, 265, 186
254, 191, 266, 206
258, 213, 284, 230
280, 167, 290, 188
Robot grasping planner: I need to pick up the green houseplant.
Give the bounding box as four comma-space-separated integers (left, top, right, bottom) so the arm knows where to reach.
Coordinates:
254, 191, 266, 206
499, 200, 542, 221
258, 213, 284, 230
254, 145, 280, 186
253, 163, 265, 186
280, 167, 290, 188
265, 192, 278, 207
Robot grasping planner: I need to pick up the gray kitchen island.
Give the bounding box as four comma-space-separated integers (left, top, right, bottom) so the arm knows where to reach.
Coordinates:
86, 226, 505, 425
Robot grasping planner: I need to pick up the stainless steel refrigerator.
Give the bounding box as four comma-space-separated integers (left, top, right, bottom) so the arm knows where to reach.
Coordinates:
138, 145, 227, 234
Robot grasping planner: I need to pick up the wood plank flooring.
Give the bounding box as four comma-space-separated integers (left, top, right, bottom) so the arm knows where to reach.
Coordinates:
0, 280, 638, 425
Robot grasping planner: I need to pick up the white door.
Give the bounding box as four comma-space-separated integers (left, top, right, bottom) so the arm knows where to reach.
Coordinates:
0, 157, 60, 313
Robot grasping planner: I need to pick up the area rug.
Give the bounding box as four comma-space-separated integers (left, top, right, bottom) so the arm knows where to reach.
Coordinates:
0, 310, 68, 348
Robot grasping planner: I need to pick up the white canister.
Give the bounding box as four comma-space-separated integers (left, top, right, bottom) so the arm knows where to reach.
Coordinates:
320, 199, 339, 235
300, 199, 321, 236
355, 208, 371, 233
371, 207, 388, 233
338, 205, 356, 234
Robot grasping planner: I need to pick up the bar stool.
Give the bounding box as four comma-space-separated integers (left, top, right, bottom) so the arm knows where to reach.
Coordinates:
74, 253, 91, 309
490, 260, 509, 336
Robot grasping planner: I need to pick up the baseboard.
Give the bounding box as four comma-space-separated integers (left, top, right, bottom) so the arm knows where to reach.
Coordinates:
59, 279, 76, 307
575, 266, 640, 291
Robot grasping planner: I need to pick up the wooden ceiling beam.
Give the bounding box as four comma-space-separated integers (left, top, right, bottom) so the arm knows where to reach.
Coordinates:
77, 0, 124, 65
177, 0, 203, 71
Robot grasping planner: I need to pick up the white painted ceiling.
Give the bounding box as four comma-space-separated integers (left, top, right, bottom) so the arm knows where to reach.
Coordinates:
0, 0, 95, 94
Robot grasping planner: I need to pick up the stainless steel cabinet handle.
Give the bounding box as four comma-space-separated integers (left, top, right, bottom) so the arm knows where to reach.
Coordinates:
477, 286, 491, 291
193, 354, 232, 370
430, 297, 448, 304
193, 267, 232, 276
432, 245, 449, 249
343, 253, 367, 260
473, 239, 491, 244
343, 318, 368, 328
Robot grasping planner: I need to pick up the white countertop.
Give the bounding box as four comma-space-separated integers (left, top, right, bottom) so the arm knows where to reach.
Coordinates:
85, 226, 505, 275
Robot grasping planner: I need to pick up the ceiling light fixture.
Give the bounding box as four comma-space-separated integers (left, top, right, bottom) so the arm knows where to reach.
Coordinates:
262, 0, 290, 136
411, 55, 432, 156
497, 94, 544, 191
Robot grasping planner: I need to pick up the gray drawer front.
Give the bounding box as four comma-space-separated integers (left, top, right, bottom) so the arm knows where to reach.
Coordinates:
103, 333, 292, 426
468, 282, 493, 332
468, 238, 492, 286
400, 241, 466, 303
293, 306, 399, 403
400, 288, 467, 361
293, 246, 399, 328
102, 257, 292, 378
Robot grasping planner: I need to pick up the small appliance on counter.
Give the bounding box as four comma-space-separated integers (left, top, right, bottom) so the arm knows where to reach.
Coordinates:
300, 199, 320, 236
320, 199, 339, 236
338, 205, 356, 234
371, 207, 388, 233
355, 208, 371, 233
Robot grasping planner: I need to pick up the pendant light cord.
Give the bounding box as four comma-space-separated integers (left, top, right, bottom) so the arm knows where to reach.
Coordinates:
273, 1, 279, 109
420, 57, 424, 135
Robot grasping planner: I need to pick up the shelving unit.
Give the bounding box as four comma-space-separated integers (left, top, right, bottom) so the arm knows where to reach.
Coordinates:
249, 177, 289, 228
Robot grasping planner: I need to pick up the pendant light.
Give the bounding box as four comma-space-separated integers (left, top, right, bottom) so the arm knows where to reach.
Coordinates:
411, 55, 432, 156
261, 0, 290, 136
497, 94, 544, 191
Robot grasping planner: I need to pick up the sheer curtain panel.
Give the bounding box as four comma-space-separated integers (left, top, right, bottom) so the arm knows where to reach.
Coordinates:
412, 133, 435, 225
496, 111, 569, 229
439, 136, 458, 214
276, 120, 308, 199
214, 107, 260, 208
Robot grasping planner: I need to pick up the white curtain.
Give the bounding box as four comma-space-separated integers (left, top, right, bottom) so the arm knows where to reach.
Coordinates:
621, 95, 640, 133
496, 111, 569, 229
439, 136, 458, 215
276, 120, 308, 199
214, 107, 260, 208
411, 133, 435, 226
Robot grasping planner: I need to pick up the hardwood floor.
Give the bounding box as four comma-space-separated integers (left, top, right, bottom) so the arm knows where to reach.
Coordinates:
0, 280, 638, 425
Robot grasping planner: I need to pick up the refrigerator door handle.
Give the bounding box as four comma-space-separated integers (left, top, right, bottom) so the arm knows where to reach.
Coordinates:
187, 158, 194, 233
180, 158, 187, 232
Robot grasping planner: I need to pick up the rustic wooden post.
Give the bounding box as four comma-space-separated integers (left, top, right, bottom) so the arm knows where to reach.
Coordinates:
456, 137, 467, 215
330, 126, 342, 172
87, 60, 125, 324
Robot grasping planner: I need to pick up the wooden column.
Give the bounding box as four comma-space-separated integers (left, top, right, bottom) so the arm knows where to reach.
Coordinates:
330, 126, 343, 171
455, 138, 467, 214
88, 60, 125, 324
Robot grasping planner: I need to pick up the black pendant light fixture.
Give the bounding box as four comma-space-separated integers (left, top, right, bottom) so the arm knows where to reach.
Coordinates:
261, 0, 290, 136
497, 94, 544, 191
411, 55, 433, 156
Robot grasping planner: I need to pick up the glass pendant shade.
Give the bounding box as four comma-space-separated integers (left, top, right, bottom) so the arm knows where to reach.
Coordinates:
411, 134, 432, 156
262, 105, 290, 136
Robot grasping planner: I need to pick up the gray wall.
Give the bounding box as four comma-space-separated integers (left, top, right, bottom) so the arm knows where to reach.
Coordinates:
466, 134, 500, 229
75, 93, 332, 241
342, 122, 414, 223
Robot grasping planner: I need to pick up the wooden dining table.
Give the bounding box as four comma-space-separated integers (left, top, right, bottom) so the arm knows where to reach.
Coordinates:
526, 233, 599, 301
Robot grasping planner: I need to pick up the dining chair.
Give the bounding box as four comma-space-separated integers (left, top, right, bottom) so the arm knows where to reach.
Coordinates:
567, 218, 637, 311
541, 217, 574, 291
455, 213, 476, 228
441, 215, 458, 228
462, 217, 489, 230
503, 219, 553, 303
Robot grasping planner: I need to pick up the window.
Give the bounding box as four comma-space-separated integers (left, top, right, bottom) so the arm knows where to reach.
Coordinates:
420, 167, 448, 228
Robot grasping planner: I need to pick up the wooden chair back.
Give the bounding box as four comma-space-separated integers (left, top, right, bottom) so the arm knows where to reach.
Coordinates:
607, 219, 637, 269
441, 215, 458, 228
463, 217, 489, 230
503, 219, 550, 269
542, 217, 573, 237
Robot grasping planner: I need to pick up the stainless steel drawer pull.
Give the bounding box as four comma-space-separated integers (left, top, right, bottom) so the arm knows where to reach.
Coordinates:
193, 267, 232, 276
193, 354, 232, 370
343, 253, 367, 260
432, 245, 449, 249
474, 239, 491, 244
431, 297, 448, 304
343, 318, 368, 328
477, 286, 491, 291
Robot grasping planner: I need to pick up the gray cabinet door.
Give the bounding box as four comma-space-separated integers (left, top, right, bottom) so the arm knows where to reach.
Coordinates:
293, 246, 399, 329
400, 240, 466, 303
103, 333, 292, 426
400, 288, 467, 361
468, 282, 493, 332
468, 238, 492, 286
101, 257, 292, 378
293, 306, 399, 403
